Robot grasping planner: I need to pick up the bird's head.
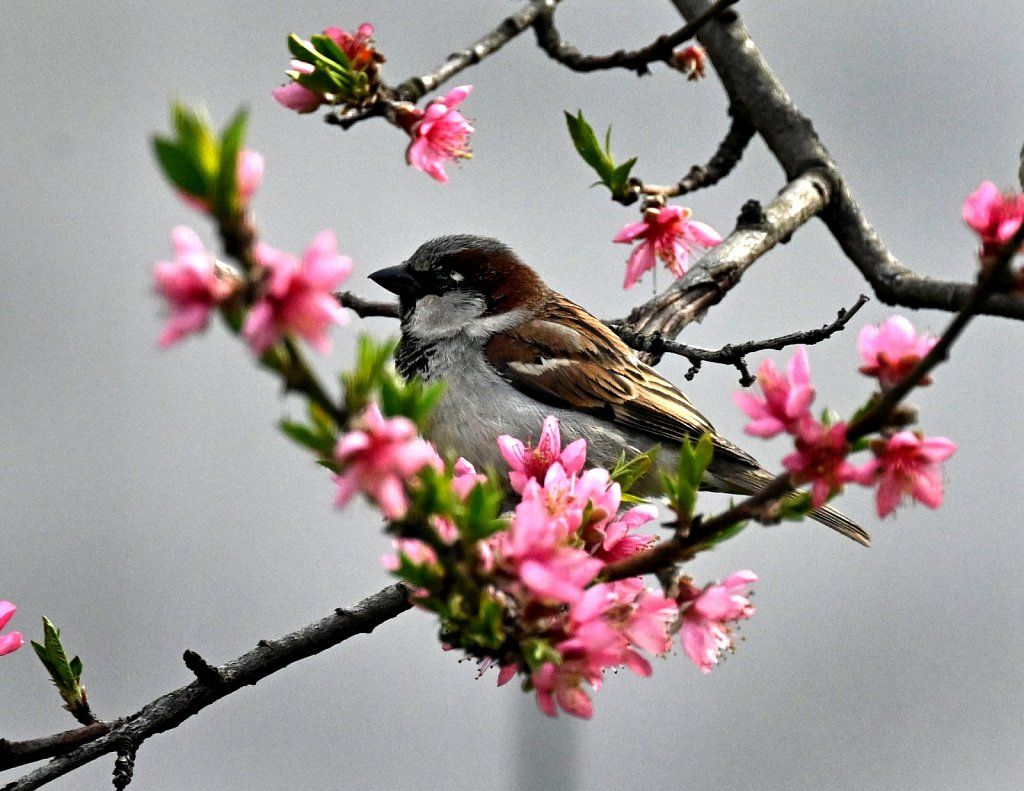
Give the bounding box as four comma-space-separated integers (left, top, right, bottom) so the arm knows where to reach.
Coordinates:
369, 235, 547, 340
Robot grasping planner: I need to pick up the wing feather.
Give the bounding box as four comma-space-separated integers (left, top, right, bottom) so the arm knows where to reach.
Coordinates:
484, 298, 756, 467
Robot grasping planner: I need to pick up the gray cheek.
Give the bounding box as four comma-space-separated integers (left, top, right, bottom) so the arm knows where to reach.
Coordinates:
407, 293, 487, 340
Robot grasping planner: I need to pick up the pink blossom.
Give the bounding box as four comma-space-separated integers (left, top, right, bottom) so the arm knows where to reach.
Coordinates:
272, 82, 325, 113
671, 45, 706, 80
243, 230, 352, 354
0, 601, 23, 657
451, 457, 488, 500
154, 226, 237, 347
498, 464, 619, 603
679, 570, 757, 673
405, 85, 474, 183
733, 347, 815, 438
614, 205, 722, 289
496, 664, 517, 686
855, 431, 956, 517
782, 418, 863, 508
600, 578, 675, 657
587, 503, 658, 563
963, 180, 1024, 258
498, 415, 587, 494
236, 150, 264, 203
381, 538, 440, 601
380, 538, 438, 572
323, 23, 381, 72
858, 316, 937, 389
333, 402, 442, 519
532, 660, 596, 719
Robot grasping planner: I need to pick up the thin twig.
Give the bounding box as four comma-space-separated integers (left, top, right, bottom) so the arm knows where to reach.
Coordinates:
394, 0, 554, 102
636, 111, 756, 198
533, 0, 740, 74
336, 291, 400, 319
611, 294, 868, 383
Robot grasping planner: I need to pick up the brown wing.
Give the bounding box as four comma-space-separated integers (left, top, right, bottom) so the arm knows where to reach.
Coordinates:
484, 297, 756, 467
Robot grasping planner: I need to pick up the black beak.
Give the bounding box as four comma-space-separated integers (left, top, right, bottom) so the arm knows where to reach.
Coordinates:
368, 263, 419, 299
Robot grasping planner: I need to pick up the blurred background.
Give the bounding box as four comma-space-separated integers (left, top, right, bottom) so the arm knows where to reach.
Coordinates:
3, 1, 1023, 789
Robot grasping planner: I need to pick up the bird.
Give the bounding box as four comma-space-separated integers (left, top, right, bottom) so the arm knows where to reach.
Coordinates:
368, 234, 869, 546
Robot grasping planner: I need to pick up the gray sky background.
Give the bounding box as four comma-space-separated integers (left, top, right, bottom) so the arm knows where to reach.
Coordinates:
3, 2, 1024, 789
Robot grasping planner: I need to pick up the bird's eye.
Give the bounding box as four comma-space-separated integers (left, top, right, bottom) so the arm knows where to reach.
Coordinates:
417, 266, 465, 292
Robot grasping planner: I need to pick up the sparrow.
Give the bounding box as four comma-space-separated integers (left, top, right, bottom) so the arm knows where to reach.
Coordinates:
369, 235, 869, 546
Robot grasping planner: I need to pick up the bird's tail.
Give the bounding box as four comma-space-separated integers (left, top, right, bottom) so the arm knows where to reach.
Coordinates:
705, 462, 871, 546
805, 500, 870, 546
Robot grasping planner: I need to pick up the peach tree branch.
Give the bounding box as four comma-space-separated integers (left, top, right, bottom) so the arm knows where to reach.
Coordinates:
2, 585, 411, 789
670, 0, 1024, 320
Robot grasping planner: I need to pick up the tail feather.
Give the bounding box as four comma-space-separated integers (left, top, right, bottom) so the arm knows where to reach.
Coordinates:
807, 501, 871, 546
705, 461, 871, 546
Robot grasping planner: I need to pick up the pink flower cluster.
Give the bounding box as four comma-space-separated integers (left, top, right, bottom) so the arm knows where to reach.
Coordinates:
380, 457, 488, 598
273, 23, 382, 113
154, 223, 352, 355
614, 205, 722, 289
734, 338, 956, 517
402, 86, 475, 183
366, 415, 761, 717
498, 415, 587, 494
490, 417, 756, 717
333, 402, 442, 519
244, 231, 352, 355
495, 460, 675, 718
0, 601, 23, 657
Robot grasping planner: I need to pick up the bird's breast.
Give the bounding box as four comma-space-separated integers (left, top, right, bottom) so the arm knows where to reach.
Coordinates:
414, 338, 668, 482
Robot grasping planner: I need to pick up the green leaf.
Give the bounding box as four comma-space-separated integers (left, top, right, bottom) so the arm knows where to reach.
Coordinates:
609, 156, 638, 197
521, 637, 561, 672
378, 374, 402, 417
564, 110, 639, 198
458, 478, 506, 541
778, 489, 814, 522
279, 419, 334, 455
308, 400, 336, 433
152, 138, 208, 197
30, 617, 85, 708
411, 381, 446, 425
609, 446, 659, 495
287, 33, 321, 63
564, 110, 614, 182
309, 33, 352, 70
171, 101, 218, 178
341, 335, 398, 415
666, 434, 715, 519
295, 68, 344, 96
213, 108, 248, 217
